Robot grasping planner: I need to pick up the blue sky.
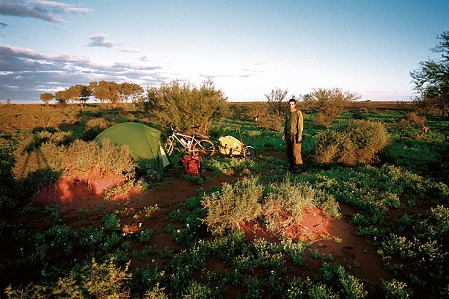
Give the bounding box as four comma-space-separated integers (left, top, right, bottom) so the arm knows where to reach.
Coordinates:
1, 0, 448, 103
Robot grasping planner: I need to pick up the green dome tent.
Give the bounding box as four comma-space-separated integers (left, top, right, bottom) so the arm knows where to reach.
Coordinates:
94, 122, 170, 175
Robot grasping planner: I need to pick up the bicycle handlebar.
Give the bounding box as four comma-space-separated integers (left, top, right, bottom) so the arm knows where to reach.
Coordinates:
167, 125, 206, 137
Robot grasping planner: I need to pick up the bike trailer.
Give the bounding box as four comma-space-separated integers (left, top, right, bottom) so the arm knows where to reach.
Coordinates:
218, 135, 243, 156
182, 153, 201, 175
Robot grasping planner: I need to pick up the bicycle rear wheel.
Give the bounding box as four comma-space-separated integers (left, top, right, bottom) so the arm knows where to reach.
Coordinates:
193, 139, 215, 159
164, 140, 174, 156
243, 146, 256, 159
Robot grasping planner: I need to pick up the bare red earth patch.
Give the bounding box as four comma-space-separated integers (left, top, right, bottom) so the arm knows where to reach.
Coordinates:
35, 172, 127, 205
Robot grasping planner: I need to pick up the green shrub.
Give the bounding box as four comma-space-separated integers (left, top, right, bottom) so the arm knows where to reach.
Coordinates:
130, 266, 166, 297
104, 179, 136, 201
382, 138, 447, 178
12, 137, 65, 180
201, 176, 340, 237
85, 117, 113, 131
13, 131, 72, 155
201, 176, 263, 235
263, 177, 339, 235
315, 263, 367, 298
378, 205, 449, 286
280, 238, 308, 266
181, 281, 215, 299
64, 138, 135, 177
287, 277, 340, 299
313, 119, 389, 165
381, 279, 413, 299
144, 283, 169, 299
83, 117, 114, 141
204, 156, 255, 176
5, 258, 131, 298
0, 194, 17, 209
305, 87, 361, 126
13, 168, 62, 199
102, 213, 121, 232
11, 132, 136, 197
143, 79, 228, 133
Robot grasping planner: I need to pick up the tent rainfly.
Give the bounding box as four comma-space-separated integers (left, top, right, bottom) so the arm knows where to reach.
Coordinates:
94, 122, 170, 175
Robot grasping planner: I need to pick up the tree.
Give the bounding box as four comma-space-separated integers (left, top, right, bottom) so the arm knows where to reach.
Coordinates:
144, 79, 228, 133
74, 84, 91, 108
303, 88, 360, 126
66, 86, 81, 104
90, 81, 143, 108
265, 87, 288, 116
120, 82, 144, 104
54, 86, 81, 105
90, 81, 121, 108
54, 90, 66, 105
40, 92, 54, 106
411, 31, 449, 118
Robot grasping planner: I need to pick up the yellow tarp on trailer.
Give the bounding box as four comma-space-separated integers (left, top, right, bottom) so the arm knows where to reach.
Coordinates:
218, 135, 243, 156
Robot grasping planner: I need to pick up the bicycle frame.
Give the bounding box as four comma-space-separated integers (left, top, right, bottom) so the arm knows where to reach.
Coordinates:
167, 129, 198, 152
164, 126, 216, 158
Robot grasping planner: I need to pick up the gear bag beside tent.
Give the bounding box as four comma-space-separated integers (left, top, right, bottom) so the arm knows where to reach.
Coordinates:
182, 153, 201, 175
94, 122, 170, 175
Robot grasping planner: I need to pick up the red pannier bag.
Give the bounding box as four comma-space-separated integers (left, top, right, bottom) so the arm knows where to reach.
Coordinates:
182, 153, 201, 175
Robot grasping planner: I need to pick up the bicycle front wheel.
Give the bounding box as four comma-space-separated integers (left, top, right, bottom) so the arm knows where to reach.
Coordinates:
243, 146, 256, 159
193, 139, 215, 159
164, 140, 174, 156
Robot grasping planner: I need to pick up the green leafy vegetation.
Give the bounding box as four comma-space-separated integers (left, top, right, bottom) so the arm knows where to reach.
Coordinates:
142, 79, 229, 133
10, 133, 136, 199
0, 99, 448, 298
312, 119, 389, 165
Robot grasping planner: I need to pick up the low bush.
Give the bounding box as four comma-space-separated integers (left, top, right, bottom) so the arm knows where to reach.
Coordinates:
201, 177, 263, 235
5, 258, 131, 298
379, 205, 449, 288
201, 176, 340, 237
83, 117, 114, 141
314, 263, 368, 298
263, 177, 340, 235
13, 132, 135, 180
312, 111, 336, 126
381, 279, 413, 299
312, 119, 389, 165
305, 87, 361, 126
11, 132, 136, 198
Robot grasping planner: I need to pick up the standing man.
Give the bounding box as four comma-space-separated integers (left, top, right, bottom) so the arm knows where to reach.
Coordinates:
282, 98, 303, 173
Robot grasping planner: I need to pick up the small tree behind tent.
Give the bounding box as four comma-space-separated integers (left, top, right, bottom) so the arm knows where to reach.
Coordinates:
94, 122, 170, 175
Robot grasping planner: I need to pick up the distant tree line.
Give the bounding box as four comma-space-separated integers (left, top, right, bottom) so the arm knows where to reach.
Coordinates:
40, 81, 144, 108
40, 79, 229, 134
264, 87, 361, 126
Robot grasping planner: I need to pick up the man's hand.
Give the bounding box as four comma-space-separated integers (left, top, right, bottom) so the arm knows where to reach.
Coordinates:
296, 135, 302, 143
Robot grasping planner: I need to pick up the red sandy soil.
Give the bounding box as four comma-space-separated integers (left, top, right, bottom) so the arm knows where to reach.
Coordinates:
29, 156, 393, 298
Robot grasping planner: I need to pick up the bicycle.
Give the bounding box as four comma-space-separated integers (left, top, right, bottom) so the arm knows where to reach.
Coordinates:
164, 126, 216, 159
217, 127, 256, 159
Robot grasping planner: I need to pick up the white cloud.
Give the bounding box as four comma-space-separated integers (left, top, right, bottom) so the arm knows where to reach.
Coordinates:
87, 35, 115, 48
86, 35, 139, 53
0, 0, 91, 23
0, 45, 163, 102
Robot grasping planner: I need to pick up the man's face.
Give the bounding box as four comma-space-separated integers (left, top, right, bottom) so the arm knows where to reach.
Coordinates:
289, 102, 296, 111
